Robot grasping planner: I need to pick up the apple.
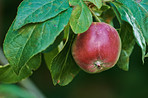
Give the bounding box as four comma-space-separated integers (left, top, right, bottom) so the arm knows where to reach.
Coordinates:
72, 22, 121, 73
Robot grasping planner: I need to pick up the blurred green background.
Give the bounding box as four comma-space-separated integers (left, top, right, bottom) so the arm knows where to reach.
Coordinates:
0, 0, 148, 98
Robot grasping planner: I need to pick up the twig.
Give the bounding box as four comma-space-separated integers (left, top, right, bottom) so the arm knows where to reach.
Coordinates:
110, 3, 122, 25
0, 47, 46, 98
0, 48, 8, 65
89, 7, 101, 22
20, 79, 46, 98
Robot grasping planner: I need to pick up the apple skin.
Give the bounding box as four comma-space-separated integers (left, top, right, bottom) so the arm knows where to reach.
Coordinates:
72, 22, 121, 73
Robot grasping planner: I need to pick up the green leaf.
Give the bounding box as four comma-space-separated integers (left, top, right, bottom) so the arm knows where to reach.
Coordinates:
13, 0, 70, 30
44, 25, 70, 85
103, 0, 113, 2
117, 22, 135, 71
91, 4, 110, 17
112, 0, 147, 61
83, 0, 102, 9
145, 53, 148, 57
0, 54, 41, 83
50, 32, 80, 86
44, 24, 80, 86
3, 8, 72, 74
100, 7, 115, 24
135, 0, 148, 12
43, 31, 64, 53
44, 48, 59, 70
69, 0, 92, 34
0, 84, 36, 98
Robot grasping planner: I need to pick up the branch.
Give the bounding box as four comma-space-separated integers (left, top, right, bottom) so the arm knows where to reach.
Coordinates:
20, 78, 46, 98
89, 7, 101, 22
0, 47, 8, 65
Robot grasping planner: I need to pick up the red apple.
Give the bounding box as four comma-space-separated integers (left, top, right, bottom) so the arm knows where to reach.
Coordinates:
72, 22, 121, 73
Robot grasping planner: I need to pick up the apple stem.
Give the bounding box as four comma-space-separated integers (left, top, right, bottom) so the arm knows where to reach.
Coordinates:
89, 8, 101, 22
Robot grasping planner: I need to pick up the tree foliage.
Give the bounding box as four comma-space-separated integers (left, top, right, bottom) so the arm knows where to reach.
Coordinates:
0, 0, 147, 86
